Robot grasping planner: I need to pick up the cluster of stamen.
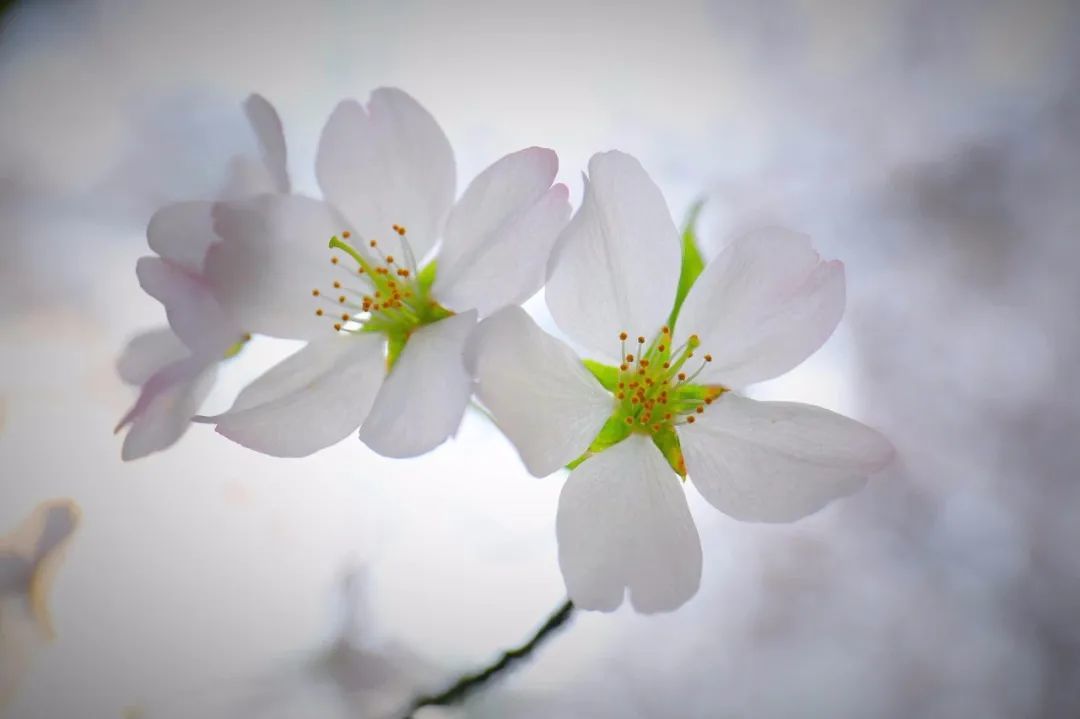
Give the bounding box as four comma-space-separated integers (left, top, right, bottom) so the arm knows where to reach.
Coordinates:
613, 326, 717, 433
309, 224, 433, 334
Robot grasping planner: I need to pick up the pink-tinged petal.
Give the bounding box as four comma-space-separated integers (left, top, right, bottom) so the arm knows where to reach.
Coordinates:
244, 93, 289, 194
434, 148, 570, 315
315, 88, 455, 262
136, 256, 244, 357
116, 327, 188, 386
205, 333, 385, 458
116, 356, 217, 461
219, 95, 291, 199
557, 434, 702, 614
205, 194, 356, 341
146, 201, 217, 274
546, 151, 681, 361
675, 227, 845, 388
680, 393, 894, 523
469, 307, 612, 476
358, 311, 477, 458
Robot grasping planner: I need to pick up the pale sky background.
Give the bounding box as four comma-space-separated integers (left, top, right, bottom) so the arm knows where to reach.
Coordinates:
1, 0, 1078, 717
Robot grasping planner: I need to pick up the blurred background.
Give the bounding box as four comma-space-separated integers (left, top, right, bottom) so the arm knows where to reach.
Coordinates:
1, 0, 1078, 716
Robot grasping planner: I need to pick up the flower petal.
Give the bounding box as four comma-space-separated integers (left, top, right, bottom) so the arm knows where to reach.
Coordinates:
315, 88, 455, 262
545, 151, 680, 361
243, 93, 289, 194
117, 357, 217, 461
205, 194, 355, 341
469, 307, 612, 476
207, 333, 386, 458
433, 148, 570, 316
556, 434, 702, 614
675, 227, 845, 388
146, 201, 217, 274
116, 327, 189, 386
358, 311, 477, 458
680, 393, 894, 523
136, 256, 244, 357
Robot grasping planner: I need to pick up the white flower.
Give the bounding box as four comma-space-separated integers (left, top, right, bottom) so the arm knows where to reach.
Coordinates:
200, 88, 570, 459
115, 95, 289, 460
469, 151, 894, 613
0, 500, 79, 707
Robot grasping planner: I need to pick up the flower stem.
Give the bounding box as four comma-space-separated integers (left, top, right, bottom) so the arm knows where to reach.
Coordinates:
400, 598, 575, 717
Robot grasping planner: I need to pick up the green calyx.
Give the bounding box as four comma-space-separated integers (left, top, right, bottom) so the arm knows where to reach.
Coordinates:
575, 332, 725, 476
327, 235, 453, 370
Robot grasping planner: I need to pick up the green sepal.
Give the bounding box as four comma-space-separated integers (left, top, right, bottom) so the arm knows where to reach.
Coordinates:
583, 360, 620, 391
385, 331, 409, 371
652, 425, 687, 478
566, 415, 631, 470
417, 260, 438, 295
667, 199, 706, 328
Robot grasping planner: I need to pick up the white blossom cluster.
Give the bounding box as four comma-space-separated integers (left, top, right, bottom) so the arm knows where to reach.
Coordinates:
115, 89, 893, 615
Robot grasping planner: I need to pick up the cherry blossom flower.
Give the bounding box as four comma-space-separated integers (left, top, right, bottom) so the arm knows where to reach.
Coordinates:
115, 95, 289, 460
0, 500, 79, 706
470, 151, 894, 613
200, 88, 569, 459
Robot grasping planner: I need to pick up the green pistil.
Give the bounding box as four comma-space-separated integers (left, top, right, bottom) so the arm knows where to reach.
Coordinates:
222, 333, 252, 360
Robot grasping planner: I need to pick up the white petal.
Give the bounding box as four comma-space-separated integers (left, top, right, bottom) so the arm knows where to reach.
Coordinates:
116, 327, 188, 386
469, 307, 613, 476
244, 93, 289, 194
545, 151, 680, 361
117, 357, 217, 461
675, 227, 845, 388
315, 88, 455, 262
433, 148, 570, 316
207, 333, 386, 458
680, 393, 894, 523
146, 201, 217, 274
205, 194, 355, 341
556, 434, 702, 614
358, 311, 477, 458
136, 256, 243, 357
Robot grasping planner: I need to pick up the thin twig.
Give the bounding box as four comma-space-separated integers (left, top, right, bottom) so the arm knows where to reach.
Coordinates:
401, 598, 575, 717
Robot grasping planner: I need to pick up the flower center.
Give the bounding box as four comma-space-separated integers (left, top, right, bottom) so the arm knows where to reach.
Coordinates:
309, 225, 452, 367
610, 326, 722, 435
